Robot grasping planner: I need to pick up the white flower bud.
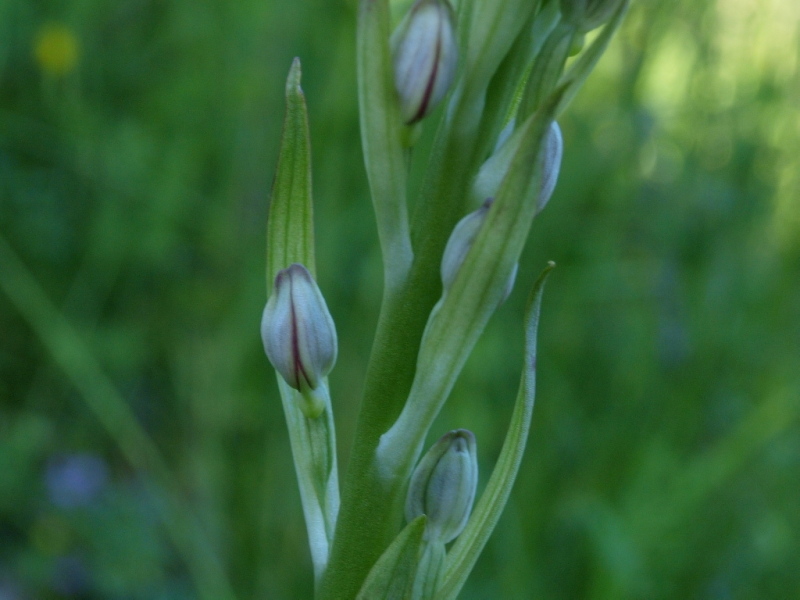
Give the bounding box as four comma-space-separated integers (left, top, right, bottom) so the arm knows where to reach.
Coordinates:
261, 263, 337, 415
405, 429, 478, 544
441, 200, 491, 292
537, 120, 563, 213
440, 200, 518, 301
472, 121, 563, 215
391, 0, 458, 124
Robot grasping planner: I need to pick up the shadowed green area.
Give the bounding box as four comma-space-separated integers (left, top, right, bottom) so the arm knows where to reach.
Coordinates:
1, 0, 799, 598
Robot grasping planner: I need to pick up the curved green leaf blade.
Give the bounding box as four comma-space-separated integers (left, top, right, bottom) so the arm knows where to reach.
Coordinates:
356, 516, 427, 600
267, 57, 316, 284
435, 262, 555, 600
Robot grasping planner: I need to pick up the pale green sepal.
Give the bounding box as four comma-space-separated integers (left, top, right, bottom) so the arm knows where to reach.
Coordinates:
356, 516, 428, 600
358, 0, 413, 291
434, 262, 555, 600
267, 58, 316, 285
554, 0, 630, 117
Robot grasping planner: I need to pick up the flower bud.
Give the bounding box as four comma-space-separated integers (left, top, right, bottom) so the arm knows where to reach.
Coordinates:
440, 200, 518, 301
537, 120, 563, 213
441, 200, 491, 292
261, 263, 337, 415
391, 0, 458, 124
472, 120, 563, 215
405, 429, 478, 544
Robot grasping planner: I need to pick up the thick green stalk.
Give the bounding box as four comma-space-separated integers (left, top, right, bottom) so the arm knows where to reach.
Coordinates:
318, 68, 491, 600
319, 132, 475, 600
320, 1, 552, 597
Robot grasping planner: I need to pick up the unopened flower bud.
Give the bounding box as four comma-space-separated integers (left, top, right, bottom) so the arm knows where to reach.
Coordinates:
473, 121, 563, 215
537, 120, 563, 213
441, 200, 491, 292
261, 263, 337, 416
406, 429, 478, 544
441, 200, 518, 300
392, 0, 458, 124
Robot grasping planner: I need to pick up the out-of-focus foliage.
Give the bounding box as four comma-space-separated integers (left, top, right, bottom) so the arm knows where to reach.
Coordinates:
1, 0, 798, 598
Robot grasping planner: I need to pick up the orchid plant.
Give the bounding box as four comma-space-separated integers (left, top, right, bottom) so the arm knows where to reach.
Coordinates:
261, 0, 629, 597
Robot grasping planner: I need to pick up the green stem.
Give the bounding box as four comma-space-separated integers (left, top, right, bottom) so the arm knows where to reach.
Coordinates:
278, 378, 339, 584
320, 1, 566, 596
318, 80, 489, 600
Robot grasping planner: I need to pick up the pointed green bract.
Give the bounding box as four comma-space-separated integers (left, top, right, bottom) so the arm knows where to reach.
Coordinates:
434, 262, 555, 600
267, 57, 316, 285
356, 516, 427, 600
264, 59, 339, 585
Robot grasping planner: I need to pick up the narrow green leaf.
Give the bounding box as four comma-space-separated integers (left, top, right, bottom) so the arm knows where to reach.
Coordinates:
0, 236, 237, 600
435, 262, 555, 600
356, 516, 427, 600
267, 57, 316, 285
357, 0, 412, 290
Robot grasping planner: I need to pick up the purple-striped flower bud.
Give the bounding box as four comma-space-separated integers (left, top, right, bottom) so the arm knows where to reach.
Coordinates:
392, 0, 458, 124
261, 264, 337, 414
440, 199, 518, 300
405, 429, 478, 544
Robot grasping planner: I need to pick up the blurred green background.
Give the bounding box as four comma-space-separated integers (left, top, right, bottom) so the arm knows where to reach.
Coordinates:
1, 0, 799, 598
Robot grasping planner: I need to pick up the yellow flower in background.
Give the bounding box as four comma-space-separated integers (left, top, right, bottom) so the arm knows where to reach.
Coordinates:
33, 23, 80, 76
